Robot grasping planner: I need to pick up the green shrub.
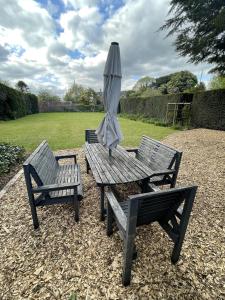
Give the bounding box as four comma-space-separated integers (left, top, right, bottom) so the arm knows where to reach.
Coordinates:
0, 143, 25, 175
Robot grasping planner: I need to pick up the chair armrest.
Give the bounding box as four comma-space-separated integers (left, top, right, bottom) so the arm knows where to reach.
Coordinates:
126, 148, 138, 154
105, 189, 127, 232
55, 154, 77, 163
150, 169, 176, 178
32, 182, 79, 193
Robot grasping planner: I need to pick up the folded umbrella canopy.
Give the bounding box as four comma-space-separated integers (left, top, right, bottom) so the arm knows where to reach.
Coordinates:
96, 42, 122, 156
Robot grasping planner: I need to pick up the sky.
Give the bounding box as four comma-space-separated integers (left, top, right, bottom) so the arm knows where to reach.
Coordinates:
0, 0, 213, 98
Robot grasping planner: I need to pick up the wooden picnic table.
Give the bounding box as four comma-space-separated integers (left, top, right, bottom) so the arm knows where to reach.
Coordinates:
84, 142, 154, 220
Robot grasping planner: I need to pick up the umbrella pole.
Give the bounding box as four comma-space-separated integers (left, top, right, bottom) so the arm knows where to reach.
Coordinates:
109, 149, 112, 157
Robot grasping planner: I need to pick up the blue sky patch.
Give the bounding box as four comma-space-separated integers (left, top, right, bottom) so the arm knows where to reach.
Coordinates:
67, 49, 84, 59
36, 0, 66, 18
99, 0, 124, 20
9, 46, 25, 57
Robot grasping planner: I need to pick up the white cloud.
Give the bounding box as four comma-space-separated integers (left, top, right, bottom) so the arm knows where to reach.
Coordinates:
0, 0, 213, 98
58, 6, 103, 52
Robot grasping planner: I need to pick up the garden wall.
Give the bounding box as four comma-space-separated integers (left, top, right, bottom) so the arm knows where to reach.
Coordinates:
191, 89, 225, 130
38, 101, 104, 113
0, 83, 39, 120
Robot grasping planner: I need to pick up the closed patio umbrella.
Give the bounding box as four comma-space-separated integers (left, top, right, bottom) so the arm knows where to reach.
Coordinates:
96, 42, 122, 156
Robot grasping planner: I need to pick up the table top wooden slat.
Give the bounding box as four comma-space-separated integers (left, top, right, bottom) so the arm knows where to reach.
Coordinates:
84, 143, 154, 186
85, 145, 105, 183
112, 146, 148, 179
90, 144, 117, 184
92, 144, 126, 183
103, 147, 144, 181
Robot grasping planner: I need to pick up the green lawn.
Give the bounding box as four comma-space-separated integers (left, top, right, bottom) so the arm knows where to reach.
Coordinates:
0, 112, 177, 151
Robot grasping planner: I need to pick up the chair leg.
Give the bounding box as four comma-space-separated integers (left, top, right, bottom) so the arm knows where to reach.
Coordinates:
73, 189, 79, 222
171, 238, 183, 264
85, 158, 90, 174
141, 178, 149, 193
122, 235, 135, 286
107, 201, 113, 236
171, 189, 195, 264
30, 200, 39, 229
24, 168, 39, 229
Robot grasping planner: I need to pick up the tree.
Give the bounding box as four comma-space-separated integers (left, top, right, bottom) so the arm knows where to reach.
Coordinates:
64, 81, 84, 103
0, 79, 11, 87
38, 90, 60, 102
133, 76, 155, 91
127, 71, 198, 97
16, 80, 29, 93
160, 1, 225, 75
64, 82, 100, 105
155, 74, 172, 87
209, 76, 225, 90
125, 90, 136, 98
139, 88, 162, 97
166, 71, 198, 94
184, 82, 206, 93
79, 88, 100, 105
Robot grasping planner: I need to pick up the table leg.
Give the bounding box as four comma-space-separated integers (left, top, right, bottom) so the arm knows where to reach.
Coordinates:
100, 186, 105, 221
141, 178, 149, 193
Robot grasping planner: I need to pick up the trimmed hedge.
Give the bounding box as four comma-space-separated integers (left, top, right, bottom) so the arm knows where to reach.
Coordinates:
0, 83, 39, 120
120, 90, 225, 130
120, 93, 193, 122
191, 89, 225, 130
38, 100, 104, 113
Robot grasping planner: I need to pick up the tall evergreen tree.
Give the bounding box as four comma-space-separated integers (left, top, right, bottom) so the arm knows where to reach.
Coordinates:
161, 1, 225, 75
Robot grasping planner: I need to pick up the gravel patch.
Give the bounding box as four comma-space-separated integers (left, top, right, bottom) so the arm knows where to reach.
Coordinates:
0, 128, 225, 299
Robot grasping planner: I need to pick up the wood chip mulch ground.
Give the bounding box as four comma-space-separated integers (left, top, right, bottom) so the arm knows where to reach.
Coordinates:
0, 128, 225, 299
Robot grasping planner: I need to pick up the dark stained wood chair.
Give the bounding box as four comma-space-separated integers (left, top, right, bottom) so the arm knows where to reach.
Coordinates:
106, 185, 197, 286
85, 129, 99, 173
23, 140, 83, 229
127, 136, 182, 188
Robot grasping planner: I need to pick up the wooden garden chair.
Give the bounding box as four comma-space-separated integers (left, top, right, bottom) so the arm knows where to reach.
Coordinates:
23, 140, 83, 229
85, 129, 99, 173
106, 185, 197, 286
127, 135, 182, 188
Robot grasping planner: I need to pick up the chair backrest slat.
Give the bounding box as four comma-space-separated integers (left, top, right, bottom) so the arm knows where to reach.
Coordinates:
128, 186, 196, 226
85, 129, 99, 143
137, 136, 178, 171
